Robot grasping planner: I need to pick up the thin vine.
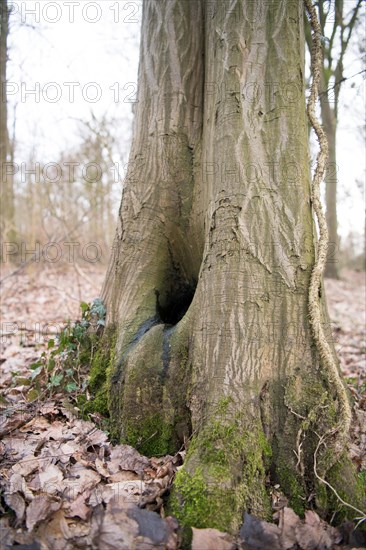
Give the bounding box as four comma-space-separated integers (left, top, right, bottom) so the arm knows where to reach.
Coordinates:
304, 0, 351, 444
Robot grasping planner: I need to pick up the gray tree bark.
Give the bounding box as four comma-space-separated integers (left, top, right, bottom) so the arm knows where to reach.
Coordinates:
98, 0, 364, 532
0, 0, 15, 248
321, 100, 339, 279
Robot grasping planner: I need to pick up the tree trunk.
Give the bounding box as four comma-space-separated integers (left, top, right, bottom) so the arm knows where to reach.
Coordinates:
320, 96, 339, 279
98, 0, 363, 532
0, 0, 15, 247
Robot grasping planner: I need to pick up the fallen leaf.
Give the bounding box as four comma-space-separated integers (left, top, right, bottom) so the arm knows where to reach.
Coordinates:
95, 457, 110, 478
11, 455, 39, 477
26, 494, 61, 531
192, 527, 235, 550
62, 463, 101, 499
0, 411, 32, 437
276, 506, 301, 548
64, 492, 90, 520
5, 492, 26, 521
108, 445, 149, 474
89, 480, 145, 506
37, 464, 64, 494
240, 512, 281, 550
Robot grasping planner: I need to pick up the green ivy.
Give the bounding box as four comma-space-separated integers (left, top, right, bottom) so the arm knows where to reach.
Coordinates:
27, 298, 106, 400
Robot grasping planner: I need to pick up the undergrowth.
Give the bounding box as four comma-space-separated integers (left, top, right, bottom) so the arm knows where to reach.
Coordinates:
26, 299, 107, 413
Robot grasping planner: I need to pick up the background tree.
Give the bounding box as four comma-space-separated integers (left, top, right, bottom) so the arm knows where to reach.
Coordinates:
0, 0, 15, 247
94, 0, 365, 531
305, 0, 363, 278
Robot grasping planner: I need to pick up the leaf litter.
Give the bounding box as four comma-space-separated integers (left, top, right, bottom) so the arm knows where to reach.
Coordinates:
0, 265, 365, 549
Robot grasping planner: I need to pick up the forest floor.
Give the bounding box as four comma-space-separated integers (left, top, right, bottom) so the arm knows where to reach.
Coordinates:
0, 263, 365, 550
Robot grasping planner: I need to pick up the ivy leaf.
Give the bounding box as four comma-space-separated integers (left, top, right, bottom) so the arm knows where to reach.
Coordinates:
66, 382, 78, 393
31, 366, 43, 380
80, 301, 90, 315
50, 374, 63, 387
91, 298, 106, 319
47, 339, 55, 349
47, 358, 56, 371
27, 388, 40, 401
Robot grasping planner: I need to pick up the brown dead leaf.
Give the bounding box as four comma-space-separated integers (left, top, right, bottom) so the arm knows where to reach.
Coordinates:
276, 506, 301, 548
58, 441, 79, 463
26, 494, 61, 531
295, 510, 342, 549
192, 527, 235, 550
85, 427, 109, 448
35, 509, 73, 550
5, 492, 26, 521
62, 463, 101, 499
37, 464, 64, 494
0, 516, 17, 548
89, 480, 145, 507
108, 444, 149, 474
8, 472, 34, 501
240, 512, 281, 549
64, 491, 91, 520
295, 522, 334, 549
109, 470, 139, 483
0, 411, 32, 437
11, 455, 39, 477
70, 419, 95, 437
39, 402, 61, 416
95, 457, 111, 478
96, 499, 139, 550
19, 416, 51, 434
95, 499, 178, 550
44, 421, 67, 441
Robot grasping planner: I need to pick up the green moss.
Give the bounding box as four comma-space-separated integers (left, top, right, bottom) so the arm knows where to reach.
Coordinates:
278, 373, 365, 522
179, 525, 193, 550
316, 454, 366, 523
165, 336, 192, 445
112, 320, 194, 457
169, 399, 272, 532
114, 326, 176, 455
82, 325, 117, 417
124, 412, 174, 456
276, 465, 306, 516
170, 467, 234, 530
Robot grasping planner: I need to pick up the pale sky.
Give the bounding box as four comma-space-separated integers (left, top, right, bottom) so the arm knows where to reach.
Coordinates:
6, 0, 366, 247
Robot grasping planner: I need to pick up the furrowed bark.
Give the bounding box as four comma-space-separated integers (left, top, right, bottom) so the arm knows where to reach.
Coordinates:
101, 0, 205, 454
98, 0, 365, 531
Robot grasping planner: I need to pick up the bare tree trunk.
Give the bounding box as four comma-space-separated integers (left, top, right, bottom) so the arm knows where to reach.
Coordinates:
0, 0, 15, 247
321, 98, 339, 279
97, 0, 364, 531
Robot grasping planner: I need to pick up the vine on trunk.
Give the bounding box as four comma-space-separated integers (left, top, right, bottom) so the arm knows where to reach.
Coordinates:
304, 0, 351, 443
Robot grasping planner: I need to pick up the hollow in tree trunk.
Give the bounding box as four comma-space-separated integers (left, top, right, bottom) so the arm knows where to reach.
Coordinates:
97, 0, 364, 531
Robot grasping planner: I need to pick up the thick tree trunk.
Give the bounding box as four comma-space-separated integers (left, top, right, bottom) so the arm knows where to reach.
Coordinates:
99, 0, 363, 531
0, 0, 15, 247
